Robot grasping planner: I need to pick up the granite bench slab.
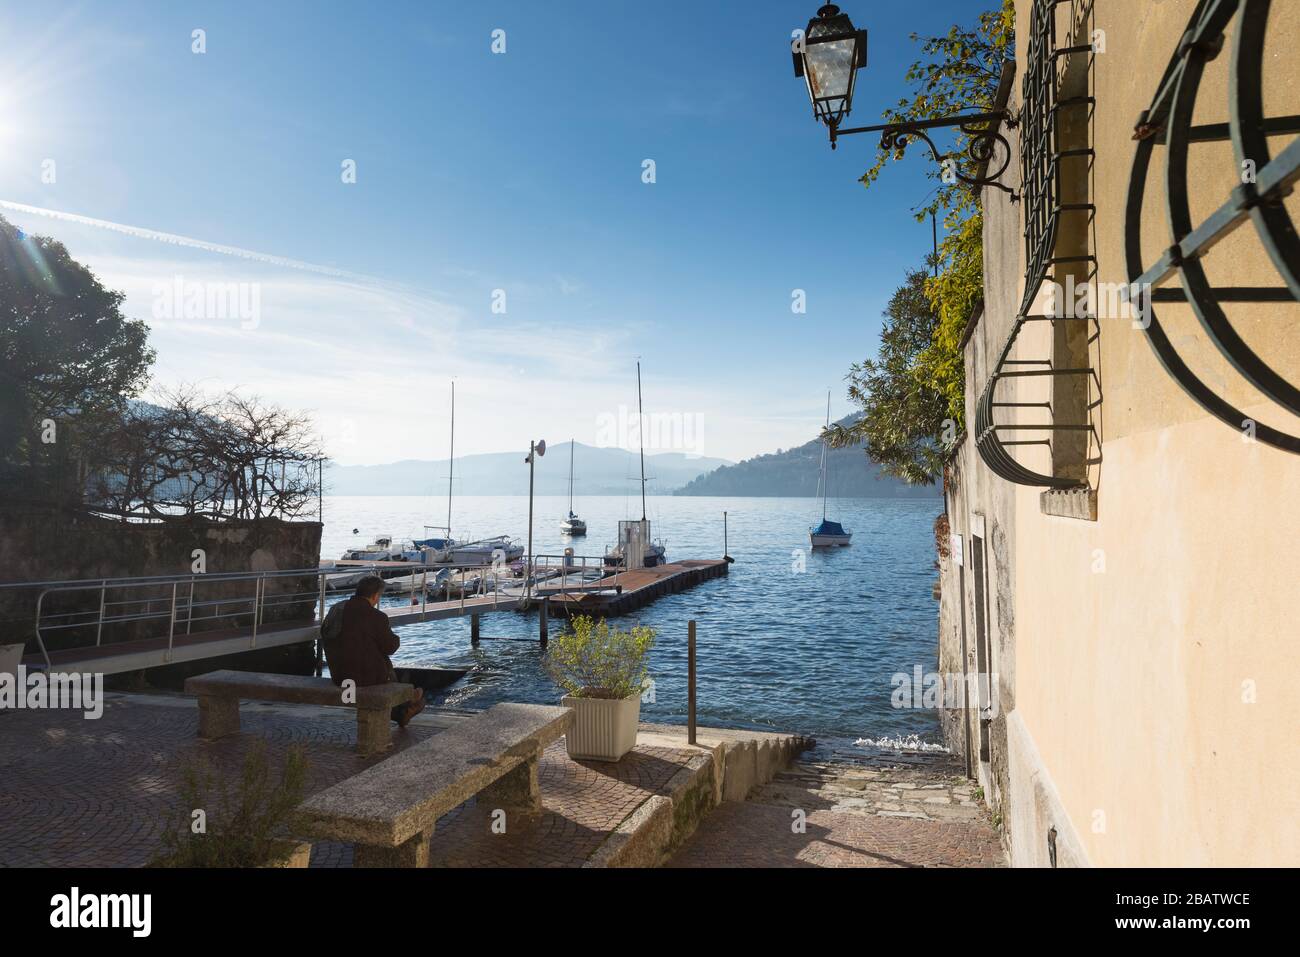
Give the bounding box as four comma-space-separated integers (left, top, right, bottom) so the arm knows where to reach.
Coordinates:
183, 670, 415, 755
295, 702, 572, 866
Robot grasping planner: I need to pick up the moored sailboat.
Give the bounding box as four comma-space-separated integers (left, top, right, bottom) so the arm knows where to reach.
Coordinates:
605, 362, 667, 568
560, 439, 587, 537
810, 391, 852, 548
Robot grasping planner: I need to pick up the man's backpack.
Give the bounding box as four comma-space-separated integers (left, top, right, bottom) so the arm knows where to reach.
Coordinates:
320, 601, 347, 645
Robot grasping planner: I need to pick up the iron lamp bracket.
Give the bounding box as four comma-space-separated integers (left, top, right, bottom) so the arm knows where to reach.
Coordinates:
829, 110, 1019, 198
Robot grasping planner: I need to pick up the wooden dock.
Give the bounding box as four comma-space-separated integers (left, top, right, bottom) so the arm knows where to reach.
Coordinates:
535, 559, 729, 617
381, 593, 523, 627
20, 560, 728, 674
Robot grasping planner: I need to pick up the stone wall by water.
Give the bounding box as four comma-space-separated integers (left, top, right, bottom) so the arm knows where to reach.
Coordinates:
0, 507, 322, 669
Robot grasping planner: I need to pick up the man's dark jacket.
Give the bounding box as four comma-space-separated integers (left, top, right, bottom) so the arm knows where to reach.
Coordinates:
323, 595, 400, 687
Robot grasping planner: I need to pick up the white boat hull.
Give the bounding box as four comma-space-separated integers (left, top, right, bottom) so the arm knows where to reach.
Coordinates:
810, 533, 852, 548
449, 541, 524, 566
325, 570, 370, 590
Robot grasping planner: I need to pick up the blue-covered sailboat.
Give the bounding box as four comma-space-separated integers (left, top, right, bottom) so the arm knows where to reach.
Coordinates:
810, 392, 852, 548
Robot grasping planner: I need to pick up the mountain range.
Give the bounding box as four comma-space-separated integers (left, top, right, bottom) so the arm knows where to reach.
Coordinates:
672, 416, 939, 499
326, 421, 940, 499
324, 443, 730, 496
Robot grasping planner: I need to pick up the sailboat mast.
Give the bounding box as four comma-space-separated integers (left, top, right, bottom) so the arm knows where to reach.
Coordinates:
821, 390, 831, 521
568, 439, 575, 513
447, 381, 455, 539
637, 361, 647, 522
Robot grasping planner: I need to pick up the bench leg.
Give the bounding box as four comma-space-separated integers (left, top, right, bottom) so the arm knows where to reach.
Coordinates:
353, 825, 433, 868
356, 707, 393, 756
196, 694, 240, 739
480, 748, 543, 816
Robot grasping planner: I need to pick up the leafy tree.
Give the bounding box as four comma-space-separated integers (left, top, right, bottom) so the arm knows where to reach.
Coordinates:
1, 216, 321, 518
826, 270, 947, 485
856, 1, 1014, 426
0, 214, 154, 499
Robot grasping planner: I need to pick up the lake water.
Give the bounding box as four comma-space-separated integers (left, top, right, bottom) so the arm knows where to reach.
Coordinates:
322, 493, 947, 759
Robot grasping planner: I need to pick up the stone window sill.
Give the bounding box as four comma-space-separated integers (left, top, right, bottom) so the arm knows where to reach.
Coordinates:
1040, 488, 1097, 521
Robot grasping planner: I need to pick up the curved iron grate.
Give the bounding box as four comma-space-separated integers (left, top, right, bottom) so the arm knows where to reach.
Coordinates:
1126, 0, 1300, 453
975, 0, 1098, 489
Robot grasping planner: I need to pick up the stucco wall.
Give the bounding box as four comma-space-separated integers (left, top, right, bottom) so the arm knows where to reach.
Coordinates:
960, 0, 1300, 866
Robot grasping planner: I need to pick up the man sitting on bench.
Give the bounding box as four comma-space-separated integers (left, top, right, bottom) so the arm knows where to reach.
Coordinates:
323, 575, 425, 727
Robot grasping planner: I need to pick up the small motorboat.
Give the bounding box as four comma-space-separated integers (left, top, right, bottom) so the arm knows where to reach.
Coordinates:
412, 528, 458, 563
340, 535, 397, 562
382, 567, 452, 597
323, 567, 371, 590
448, 535, 524, 567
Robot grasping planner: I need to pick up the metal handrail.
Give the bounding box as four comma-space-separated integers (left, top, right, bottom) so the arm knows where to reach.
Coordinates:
22, 559, 537, 670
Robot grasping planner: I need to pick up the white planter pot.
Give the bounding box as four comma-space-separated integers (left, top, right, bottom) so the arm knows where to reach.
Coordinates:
561, 691, 641, 762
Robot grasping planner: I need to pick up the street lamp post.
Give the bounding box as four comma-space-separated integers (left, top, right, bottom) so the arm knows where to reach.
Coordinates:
792, 4, 1015, 194
525, 439, 546, 601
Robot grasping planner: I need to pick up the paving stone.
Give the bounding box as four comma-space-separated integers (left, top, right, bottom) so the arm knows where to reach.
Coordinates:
0, 693, 697, 868
669, 758, 1006, 869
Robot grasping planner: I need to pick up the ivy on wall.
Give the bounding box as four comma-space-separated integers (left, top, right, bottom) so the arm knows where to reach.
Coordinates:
853, 0, 1015, 436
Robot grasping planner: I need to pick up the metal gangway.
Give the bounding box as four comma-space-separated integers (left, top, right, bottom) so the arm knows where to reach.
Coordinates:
4, 561, 522, 676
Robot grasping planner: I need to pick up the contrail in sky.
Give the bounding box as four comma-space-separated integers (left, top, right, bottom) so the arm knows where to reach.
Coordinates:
0, 199, 370, 281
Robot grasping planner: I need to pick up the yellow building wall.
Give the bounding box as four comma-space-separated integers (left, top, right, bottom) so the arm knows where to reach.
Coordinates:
1001, 0, 1300, 865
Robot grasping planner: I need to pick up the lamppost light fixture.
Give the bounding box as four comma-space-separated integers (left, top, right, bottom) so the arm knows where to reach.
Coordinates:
524, 438, 547, 601
790, 3, 1015, 193
793, 4, 867, 130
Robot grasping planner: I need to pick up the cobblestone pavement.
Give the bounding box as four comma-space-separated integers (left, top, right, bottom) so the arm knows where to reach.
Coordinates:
669, 756, 1006, 868
0, 693, 695, 868
424, 742, 692, 867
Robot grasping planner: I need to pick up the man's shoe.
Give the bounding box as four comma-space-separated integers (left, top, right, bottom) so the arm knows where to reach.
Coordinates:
397, 694, 426, 728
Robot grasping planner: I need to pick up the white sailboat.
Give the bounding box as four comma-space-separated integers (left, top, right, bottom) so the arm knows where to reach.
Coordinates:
408, 383, 533, 568
560, 439, 587, 537
810, 391, 852, 548
413, 381, 460, 563
605, 362, 667, 569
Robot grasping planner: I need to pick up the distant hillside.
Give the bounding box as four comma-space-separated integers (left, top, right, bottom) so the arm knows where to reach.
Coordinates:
325, 442, 730, 496
673, 416, 938, 499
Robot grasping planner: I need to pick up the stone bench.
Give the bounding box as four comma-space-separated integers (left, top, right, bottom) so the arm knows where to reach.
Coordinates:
295, 702, 572, 867
184, 670, 415, 755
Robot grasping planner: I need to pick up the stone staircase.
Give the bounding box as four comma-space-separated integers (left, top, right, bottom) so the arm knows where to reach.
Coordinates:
752, 757, 989, 825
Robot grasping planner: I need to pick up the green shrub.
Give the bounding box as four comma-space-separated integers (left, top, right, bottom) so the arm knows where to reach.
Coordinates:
152, 740, 308, 868
544, 615, 655, 700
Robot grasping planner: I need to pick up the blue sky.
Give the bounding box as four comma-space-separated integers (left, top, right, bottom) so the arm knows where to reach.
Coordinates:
0, 0, 981, 465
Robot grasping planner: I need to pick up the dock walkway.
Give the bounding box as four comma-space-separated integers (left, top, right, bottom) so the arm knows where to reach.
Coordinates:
17, 558, 727, 675
538, 559, 729, 617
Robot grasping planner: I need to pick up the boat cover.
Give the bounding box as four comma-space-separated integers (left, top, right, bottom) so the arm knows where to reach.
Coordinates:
811, 519, 847, 537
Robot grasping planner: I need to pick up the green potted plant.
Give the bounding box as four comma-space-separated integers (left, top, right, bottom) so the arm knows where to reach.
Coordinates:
545, 615, 655, 762
152, 740, 312, 868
